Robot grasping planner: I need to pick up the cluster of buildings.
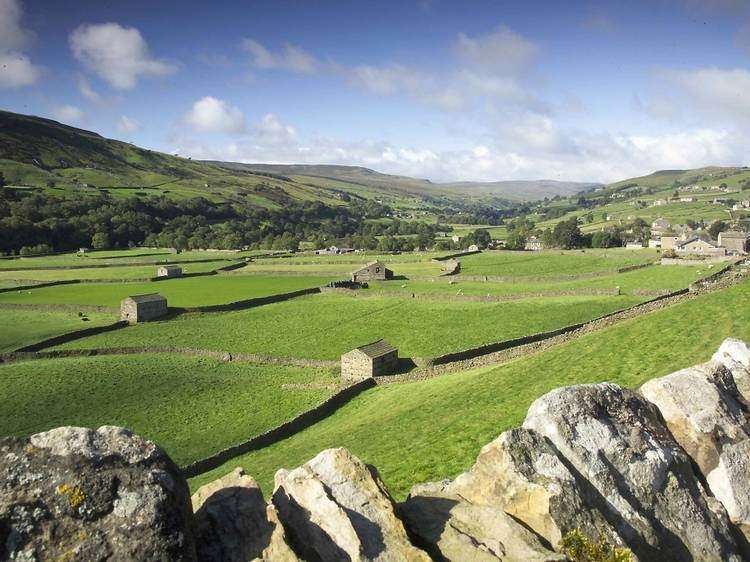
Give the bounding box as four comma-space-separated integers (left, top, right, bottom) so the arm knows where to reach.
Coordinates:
647, 218, 749, 256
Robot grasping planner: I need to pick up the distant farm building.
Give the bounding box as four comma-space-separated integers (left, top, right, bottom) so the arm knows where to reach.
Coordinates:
157, 265, 183, 278
467, 244, 480, 252
120, 294, 168, 324
315, 246, 355, 255
648, 239, 661, 249
651, 218, 671, 234
625, 242, 644, 249
78, 247, 90, 254
451, 235, 462, 243
341, 340, 398, 380
676, 237, 726, 256
718, 231, 749, 254
351, 261, 393, 283
525, 236, 545, 251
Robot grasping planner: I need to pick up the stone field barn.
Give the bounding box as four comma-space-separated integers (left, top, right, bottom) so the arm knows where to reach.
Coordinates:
351, 261, 393, 283
157, 265, 183, 278
341, 340, 398, 380
120, 294, 168, 324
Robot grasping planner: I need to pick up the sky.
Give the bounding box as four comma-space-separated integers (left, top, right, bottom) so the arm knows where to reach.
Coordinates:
1, 0, 750, 183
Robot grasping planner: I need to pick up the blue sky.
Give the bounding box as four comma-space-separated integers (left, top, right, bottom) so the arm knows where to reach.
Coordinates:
2, 0, 750, 183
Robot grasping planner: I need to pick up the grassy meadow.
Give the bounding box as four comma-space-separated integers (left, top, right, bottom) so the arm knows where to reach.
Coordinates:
189, 277, 750, 498
56, 292, 644, 359
0, 275, 335, 307
0, 354, 337, 466
0, 309, 116, 352
0, 260, 230, 282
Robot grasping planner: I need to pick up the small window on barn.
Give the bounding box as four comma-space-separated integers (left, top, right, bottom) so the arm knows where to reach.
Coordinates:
375, 267, 380, 273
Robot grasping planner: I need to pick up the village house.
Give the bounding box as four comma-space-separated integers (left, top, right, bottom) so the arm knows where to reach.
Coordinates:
157, 265, 182, 278
652, 199, 668, 206
648, 239, 661, 248
718, 231, 749, 254
679, 196, 697, 203
451, 235, 462, 243
625, 242, 644, 249
120, 293, 168, 324
524, 236, 545, 251
315, 246, 355, 255
341, 340, 398, 380
351, 261, 393, 282
467, 244, 480, 252
676, 237, 726, 256
651, 218, 671, 234
660, 235, 679, 250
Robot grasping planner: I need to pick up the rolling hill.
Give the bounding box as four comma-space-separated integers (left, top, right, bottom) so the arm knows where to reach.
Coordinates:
0, 110, 597, 209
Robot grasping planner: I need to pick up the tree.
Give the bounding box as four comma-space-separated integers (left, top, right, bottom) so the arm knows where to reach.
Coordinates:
551, 217, 586, 249
505, 229, 528, 250
708, 220, 728, 240
471, 228, 492, 249
91, 232, 110, 249
591, 230, 622, 248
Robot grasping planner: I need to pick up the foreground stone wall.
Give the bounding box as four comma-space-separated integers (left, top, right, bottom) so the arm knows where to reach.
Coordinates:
4, 338, 750, 561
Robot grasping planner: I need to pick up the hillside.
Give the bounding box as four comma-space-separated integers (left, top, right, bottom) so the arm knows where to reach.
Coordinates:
0, 110, 596, 210
208, 160, 599, 202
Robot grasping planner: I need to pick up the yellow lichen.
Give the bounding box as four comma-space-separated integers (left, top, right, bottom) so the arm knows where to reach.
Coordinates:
56, 484, 86, 509
560, 529, 632, 562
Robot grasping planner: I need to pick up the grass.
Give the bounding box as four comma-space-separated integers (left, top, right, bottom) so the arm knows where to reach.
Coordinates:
56, 293, 644, 359
188, 278, 750, 498
368, 264, 710, 296
458, 249, 657, 277
0, 354, 338, 466
0, 275, 334, 307
0, 260, 229, 282
0, 309, 116, 352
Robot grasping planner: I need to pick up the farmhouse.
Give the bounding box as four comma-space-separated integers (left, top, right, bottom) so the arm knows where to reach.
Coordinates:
157, 265, 182, 278
525, 236, 545, 251
341, 340, 398, 380
120, 293, 168, 324
676, 237, 726, 256
351, 261, 393, 282
648, 239, 661, 248
661, 235, 679, 250
718, 231, 749, 254
451, 235, 462, 243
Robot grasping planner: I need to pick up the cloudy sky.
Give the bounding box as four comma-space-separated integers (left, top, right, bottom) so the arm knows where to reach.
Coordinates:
1, 0, 750, 183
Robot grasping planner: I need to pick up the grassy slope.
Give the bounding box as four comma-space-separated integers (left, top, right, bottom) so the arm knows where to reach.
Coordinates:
56, 293, 643, 359
190, 278, 750, 497
0, 354, 337, 465
0, 275, 335, 307
0, 309, 116, 352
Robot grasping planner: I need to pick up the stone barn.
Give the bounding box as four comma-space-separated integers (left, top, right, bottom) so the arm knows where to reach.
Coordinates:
341, 340, 398, 380
718, 231, 749, 254
351, 261, 393, 283
120, 293, 168, 324
157, 265, 183, 278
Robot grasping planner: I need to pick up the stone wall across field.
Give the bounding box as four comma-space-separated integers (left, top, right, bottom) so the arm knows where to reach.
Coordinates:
6, 338, 750, 561
321, 287, 621, 302
13, 320, 129, 352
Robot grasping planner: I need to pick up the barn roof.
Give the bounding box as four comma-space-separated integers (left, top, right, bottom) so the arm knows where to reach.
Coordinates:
720, 231, 749, 240
351, 260, 383, 274
355, 339, 397, 359
124, 293, 166, 304
160, 264, 182, 270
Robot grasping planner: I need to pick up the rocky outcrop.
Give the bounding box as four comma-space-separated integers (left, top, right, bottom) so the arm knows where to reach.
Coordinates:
272, 447, 430, 561
6, 338, 750, 561
0, 426, 196, 561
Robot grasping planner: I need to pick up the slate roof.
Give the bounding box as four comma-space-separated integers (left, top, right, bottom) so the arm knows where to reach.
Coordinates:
160, 265, 182, 271
124, 293, 167, 304
720, 231, 749, 240
351, 261, 383, 273
355, 339, 397, 359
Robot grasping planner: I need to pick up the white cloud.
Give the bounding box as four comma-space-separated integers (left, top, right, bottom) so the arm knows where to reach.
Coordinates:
77, 75, 102, 103
0, 0, 34, 51
184, 96, 247, 133
454, 25, 539, 76
241, 38, 318, 73
69, 23, 177, 89
52, 105, 84, 124
663, 67, 750, 121
115, 115, 141, 134
254, 113, 296, 145
0, 51, 39, 88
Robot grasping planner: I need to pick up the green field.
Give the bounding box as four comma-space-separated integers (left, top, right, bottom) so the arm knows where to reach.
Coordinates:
0, 309, 116, 352
189, 277, 750, 498
0, 260, 230, 282
369, 264, 710, 296
0, 249, 248, 269
56, 293, 643, 359
0, 354, 337, 466
0, 275, 334, 308
458, 249, 657, 277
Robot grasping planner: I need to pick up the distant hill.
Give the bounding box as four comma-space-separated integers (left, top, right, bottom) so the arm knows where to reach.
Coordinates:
206, 161, 600, 202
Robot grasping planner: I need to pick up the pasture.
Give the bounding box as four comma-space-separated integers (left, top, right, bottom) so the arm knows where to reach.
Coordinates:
56, 292, 644, 359
0, 354, 337, 466
0, 309, 116, 353
190, 276, 750, 498
0, 275, 335, 308
0, 260, 230, 282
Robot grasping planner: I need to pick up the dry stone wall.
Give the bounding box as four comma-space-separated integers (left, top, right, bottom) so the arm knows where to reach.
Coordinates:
6, 339, 750, 560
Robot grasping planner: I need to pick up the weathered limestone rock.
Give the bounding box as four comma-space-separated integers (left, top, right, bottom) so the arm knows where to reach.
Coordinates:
405, 428, 627, 556
272, 447, 430, 561
713, 338, 750, 402
641, 360, 750, 540
0, 426, 196, 561
401, 486, 565, 561
192, 467, 299, 562
524, 383, 742, 562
